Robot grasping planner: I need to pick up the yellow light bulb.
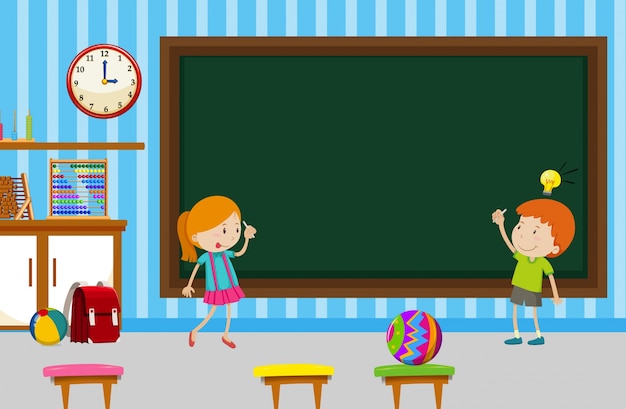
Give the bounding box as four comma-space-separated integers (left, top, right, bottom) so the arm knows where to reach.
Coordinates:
540, 169, 562, 196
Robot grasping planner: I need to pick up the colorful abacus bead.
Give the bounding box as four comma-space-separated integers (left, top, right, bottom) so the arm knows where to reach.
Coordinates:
26, 113, 32, 140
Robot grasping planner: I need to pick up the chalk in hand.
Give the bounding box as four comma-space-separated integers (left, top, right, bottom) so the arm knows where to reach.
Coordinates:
243, 220, 255, 238
492, 208, 507, 223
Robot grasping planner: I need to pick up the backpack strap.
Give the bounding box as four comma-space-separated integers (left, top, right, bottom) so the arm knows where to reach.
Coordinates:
63, 281, 88, 327
208, 252, 219, 290
208, 252, 237, 290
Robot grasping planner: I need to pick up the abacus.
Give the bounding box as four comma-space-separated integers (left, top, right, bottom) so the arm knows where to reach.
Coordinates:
48, 159, 108, 219
0, 109, 35, 142
0, 173, 34, 220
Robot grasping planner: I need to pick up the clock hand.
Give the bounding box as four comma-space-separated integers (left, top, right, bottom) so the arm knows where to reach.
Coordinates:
103, 60, 107, 80
106, 79, 118, 83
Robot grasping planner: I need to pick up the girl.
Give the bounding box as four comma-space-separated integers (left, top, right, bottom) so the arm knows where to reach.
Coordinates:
178, 195, 257, 349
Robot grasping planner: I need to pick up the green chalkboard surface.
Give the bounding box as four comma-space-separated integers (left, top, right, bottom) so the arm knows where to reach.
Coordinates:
160, 37, 606, 298
179, 55, 587, 279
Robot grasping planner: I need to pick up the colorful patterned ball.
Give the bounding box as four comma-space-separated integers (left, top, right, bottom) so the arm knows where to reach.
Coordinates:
29, 308, 68, 346
386, 310, 443, 365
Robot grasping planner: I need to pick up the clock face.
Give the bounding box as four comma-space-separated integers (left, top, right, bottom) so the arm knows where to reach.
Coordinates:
67, 44, 142, 119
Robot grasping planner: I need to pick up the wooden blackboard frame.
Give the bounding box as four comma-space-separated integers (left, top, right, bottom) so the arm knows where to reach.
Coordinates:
160, 37, 606, 298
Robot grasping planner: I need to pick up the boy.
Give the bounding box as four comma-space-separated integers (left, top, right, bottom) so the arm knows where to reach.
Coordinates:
492, 198, 575, 345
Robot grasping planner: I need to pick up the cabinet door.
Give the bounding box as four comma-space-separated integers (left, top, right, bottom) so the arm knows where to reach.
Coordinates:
48, 236, 113, 314
0, 236, 37, 326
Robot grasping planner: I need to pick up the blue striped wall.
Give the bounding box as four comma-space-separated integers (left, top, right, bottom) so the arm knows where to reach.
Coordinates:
0, 0, 624, 331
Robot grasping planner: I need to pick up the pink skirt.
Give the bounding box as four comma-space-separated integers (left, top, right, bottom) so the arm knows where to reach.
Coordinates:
203, 286, 245, 305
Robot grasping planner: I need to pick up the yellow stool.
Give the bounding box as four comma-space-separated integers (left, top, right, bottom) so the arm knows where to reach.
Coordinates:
253, 364, 334, 409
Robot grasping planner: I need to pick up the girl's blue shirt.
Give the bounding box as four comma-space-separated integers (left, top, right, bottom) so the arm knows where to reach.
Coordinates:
197, 250, 239, 291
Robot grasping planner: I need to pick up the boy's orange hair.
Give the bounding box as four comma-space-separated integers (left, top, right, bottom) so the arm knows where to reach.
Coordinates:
516, 198, 575, 258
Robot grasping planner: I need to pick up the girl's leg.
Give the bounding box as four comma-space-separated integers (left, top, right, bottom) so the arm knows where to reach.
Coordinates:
223, 303, 232, 341
221, 304, 236, 348
191, 305, 217, 342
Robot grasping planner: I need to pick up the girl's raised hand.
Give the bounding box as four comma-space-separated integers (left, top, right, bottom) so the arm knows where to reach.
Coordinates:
182, 286, 195, 297
244, 224, 257, 239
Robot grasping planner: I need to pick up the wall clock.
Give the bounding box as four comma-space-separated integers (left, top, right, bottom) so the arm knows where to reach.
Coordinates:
67, 44, 142, 119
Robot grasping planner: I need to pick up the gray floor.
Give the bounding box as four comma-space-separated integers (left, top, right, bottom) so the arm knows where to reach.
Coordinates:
1, 331, 623, 409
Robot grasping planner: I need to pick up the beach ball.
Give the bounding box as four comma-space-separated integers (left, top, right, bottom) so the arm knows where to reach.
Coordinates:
29, 308, 67, 346
386, 310, 442, 365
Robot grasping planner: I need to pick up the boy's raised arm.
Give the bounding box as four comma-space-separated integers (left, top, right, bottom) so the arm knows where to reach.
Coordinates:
492, 209, 516, 254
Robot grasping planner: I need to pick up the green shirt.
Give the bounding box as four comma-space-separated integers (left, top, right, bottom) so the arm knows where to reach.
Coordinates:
511, 251, 554, 293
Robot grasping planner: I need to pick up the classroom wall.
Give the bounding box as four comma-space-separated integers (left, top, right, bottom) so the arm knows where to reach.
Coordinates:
0, 0, 624, 331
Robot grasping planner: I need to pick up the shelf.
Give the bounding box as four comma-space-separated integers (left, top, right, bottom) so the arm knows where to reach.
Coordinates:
0, 219, 127, 233
0, 142, 144, 150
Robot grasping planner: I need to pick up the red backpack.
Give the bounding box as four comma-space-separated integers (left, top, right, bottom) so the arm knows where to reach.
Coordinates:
63, 281, 121, 343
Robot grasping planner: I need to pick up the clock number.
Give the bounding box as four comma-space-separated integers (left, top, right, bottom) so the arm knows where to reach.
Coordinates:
101, 50, 109, 57
89, 103, 94, 109
79, 95, 84, 101
118, 102, 122, 109
118, 55, 122, 62
128, 91, 133, 98
86, 55, 94, 62
73, 80, 78, 86
128, 65, 132, 72
76, 66, 85, 73
104, 106, 109, 113
131, 79, 136, 86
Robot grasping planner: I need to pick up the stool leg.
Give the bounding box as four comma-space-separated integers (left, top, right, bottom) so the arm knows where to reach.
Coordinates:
433, 382, 443, 409
391, 383, 401, 409
102, 382, 113, 409
271, 383, 280, 409
60, 383, 70, 409
312, 381, 322, 409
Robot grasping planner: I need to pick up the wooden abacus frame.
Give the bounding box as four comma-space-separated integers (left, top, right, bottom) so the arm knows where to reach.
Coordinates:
0, 173, 34, 220
47, 159, 109, 220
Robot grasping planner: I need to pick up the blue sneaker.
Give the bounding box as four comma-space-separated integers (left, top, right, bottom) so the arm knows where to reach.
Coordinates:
504, 337, 522, 345
528, 337, 545, 345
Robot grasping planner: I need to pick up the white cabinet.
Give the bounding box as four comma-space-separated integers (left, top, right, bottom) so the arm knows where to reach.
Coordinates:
0, 236, 37, 326
0, 220, 125, 330
47, 236, 114, 315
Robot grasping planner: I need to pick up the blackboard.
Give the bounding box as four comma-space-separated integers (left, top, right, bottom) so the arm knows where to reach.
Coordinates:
160, 37, 607, 298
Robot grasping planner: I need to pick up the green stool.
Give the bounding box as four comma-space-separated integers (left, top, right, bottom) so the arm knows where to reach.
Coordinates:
374, 364, 455, 409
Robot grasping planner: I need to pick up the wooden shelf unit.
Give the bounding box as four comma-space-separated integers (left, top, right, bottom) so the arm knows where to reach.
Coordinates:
0, 220, 127, 330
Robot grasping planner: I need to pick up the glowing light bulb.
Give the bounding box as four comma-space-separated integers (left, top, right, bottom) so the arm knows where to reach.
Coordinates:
540, 169, 562, 196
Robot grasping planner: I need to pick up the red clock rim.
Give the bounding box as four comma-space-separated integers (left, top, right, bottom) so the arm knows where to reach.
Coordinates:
66, 43, 142, 119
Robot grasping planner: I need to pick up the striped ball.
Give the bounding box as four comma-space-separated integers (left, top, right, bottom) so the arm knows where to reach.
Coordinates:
29, 308, 68, 346
386, 310, 443, 365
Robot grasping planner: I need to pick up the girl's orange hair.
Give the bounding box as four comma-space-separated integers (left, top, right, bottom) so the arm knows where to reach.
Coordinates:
516, 198, 575, 258
177, 195, 241, 263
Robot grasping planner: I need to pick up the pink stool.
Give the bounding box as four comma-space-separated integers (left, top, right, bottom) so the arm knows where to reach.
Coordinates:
43, 364, 124, 409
